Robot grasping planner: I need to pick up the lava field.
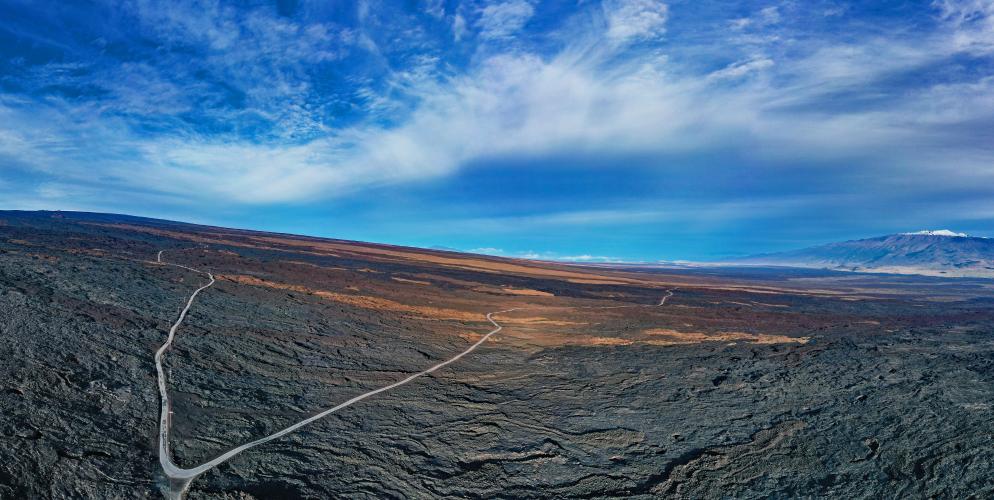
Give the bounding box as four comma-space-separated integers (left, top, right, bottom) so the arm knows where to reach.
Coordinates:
2, 211, 993, 498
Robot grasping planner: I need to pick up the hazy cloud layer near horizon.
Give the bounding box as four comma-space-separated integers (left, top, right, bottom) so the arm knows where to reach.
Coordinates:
2, 0, 993, 259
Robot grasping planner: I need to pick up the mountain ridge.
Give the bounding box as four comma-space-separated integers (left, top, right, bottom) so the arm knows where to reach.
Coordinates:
735, 230, 994, 278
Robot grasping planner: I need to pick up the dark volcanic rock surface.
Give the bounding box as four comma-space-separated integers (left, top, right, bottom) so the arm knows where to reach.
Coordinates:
1, 211, 994, 498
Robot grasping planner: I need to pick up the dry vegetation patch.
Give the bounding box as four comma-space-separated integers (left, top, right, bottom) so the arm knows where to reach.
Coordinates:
644, 328, 809, 345
473, 286, 554, 296
220, 274, 482, 322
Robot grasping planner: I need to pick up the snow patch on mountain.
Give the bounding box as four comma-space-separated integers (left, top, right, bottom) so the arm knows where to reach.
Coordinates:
902, 229, 969, 237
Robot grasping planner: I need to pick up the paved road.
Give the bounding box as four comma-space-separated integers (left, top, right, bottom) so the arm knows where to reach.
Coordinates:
152, 249, 674, 499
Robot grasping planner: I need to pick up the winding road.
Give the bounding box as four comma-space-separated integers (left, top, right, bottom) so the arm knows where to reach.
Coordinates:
152, 249, 674, 499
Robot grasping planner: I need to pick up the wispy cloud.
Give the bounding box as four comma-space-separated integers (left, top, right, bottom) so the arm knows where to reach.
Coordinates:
476, 0, 535, 39
603, 0, 669, 42
707, 57, 774, 81
465, 246, 625, 263
558, 254, 626, 263
730, 5, 781, 31
934, 0, 994, 53
467, 247, 505, 255
453, 13, 469, 41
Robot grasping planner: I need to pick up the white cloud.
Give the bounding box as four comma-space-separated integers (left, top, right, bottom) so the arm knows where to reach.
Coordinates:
758, 6, 781, 24
558, 254, 625, 262
933, 0, 994, 53
453, 13, 468, 41
729, 18, 752, 30
477, 0, 535, 39
425, 0, 446, 18
467, 247, 505, 255
603, 0, 669, 42
441, 199, 837, 238
707, 57, 774, 81
934, 0, 994, 26
105, 0, 350, 141
5, 0, 994, 214
730, 5, 781, 32
7, 21, 994, 207
464, 247, 624, 262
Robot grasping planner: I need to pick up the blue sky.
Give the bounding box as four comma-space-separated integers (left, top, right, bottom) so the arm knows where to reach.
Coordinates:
2, 0, 994, 261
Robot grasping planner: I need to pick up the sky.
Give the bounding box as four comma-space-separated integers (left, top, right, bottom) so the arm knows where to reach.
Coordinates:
1, 0, 994, 261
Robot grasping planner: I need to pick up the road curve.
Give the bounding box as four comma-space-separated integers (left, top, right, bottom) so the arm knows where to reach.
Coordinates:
152, 249, 674, 499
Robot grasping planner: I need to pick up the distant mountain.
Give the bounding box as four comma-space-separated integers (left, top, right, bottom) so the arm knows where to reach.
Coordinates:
736, 230, 994, 278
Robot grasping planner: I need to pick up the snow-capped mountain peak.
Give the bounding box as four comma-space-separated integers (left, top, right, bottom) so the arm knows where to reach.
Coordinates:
902, 229, 969, 237
736, 229, 994, 277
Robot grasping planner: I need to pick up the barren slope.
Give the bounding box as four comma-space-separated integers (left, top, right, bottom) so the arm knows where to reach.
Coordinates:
2, 211, 994, 498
